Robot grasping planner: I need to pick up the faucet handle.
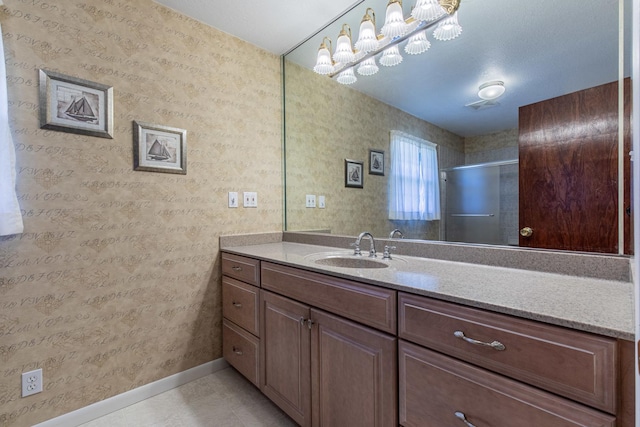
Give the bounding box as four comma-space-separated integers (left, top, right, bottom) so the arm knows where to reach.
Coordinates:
382, 245, 396, 260
350, 242, 362, 256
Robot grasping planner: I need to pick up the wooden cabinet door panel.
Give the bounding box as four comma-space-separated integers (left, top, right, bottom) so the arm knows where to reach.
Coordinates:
399, 340, 615, 427
310, 309, 397, 427
260, 290, 311, 427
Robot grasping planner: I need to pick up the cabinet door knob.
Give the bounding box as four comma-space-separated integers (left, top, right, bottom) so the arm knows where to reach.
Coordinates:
232, 346, 243, 356
307, 319, 315, 330
454, 412, 477, 427
232, 302, 242, 308
519, 226, 533, 237
454, 330, 506, 351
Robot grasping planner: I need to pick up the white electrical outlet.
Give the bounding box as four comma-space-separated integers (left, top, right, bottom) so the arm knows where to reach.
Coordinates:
22, 369, 42, 397
306, 194, 316, 208
318, 195, 326, 209
228, 192, 238, 208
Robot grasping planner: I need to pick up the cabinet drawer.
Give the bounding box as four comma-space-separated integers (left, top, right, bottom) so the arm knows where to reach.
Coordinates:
398, 293, 617, 413
261, 262, 396, 334
222, 277, 259, 336
399, 340, 615, 427
223, 319, 259, 387
221, 253, 260, 286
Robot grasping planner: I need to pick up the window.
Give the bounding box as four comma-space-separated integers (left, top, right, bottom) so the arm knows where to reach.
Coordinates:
388, 131, 440, 221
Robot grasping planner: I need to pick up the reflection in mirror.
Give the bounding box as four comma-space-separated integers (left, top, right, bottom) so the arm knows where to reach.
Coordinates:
284, 0, 632, 253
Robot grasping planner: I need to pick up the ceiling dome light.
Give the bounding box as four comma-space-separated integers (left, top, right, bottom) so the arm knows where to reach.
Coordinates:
355, 8, 378, 53
357, 57, 379, 76
334, 24, 355, 64
433, 11, 462, 41
381, 0, 408, 39
313, 38, 334, 75
380, 45, 403, 67
404, 31, 431, 55
478, 81, 506, 100
336, 67, 358, 85
411, 0, 445, 22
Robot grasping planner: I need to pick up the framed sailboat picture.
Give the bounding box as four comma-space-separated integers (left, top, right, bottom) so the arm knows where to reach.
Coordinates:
369, 149, 385, 175
133, 121, 187, 175
345, 159, 363, 188
39, 69, 114, 139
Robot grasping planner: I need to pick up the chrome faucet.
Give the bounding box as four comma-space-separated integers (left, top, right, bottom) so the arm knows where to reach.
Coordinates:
389, 229, 404, 239
351, 232, 377, 257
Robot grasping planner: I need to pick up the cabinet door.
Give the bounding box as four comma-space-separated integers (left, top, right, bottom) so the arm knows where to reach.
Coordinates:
311, 309, 397, 427
260, 290, 311, 427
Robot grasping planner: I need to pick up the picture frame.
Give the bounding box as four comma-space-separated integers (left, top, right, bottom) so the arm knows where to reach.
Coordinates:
345, 159, 364, 188
369, 149, 385, 175
133, 121, 187, 175
39, 69, 114, 139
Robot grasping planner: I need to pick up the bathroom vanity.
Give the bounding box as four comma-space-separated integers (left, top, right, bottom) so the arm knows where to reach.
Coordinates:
220, 238, 634, 427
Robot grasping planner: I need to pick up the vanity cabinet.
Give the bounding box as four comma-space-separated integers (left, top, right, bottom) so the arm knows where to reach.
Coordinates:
260, 262, 397, 427
398, 292, 623, 426
221, 253, 261, 386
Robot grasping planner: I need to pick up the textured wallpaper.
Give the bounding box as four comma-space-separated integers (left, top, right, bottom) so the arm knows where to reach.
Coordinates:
0, 1, 282, 425
284, 61, 464, 240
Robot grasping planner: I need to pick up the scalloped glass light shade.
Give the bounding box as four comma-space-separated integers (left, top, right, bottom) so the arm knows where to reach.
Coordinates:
411, 0, 445, 22
380, 45, 403, 67
404, 31, 431, 55
336, 67, 357, 85
355, 19, 378, 53
313, 47, 334, 75
381, 1, 408, 39
433, 12, 462, 41
334, 33, 355, 64
357, 57, 379, 76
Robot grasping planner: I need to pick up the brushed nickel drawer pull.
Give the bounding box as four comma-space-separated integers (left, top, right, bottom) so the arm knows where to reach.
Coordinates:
232, 302, 242, 308
454, 412, 477, 427
454, 330, 506, 351
231, 266, 243, 271
232, 346, 243, 356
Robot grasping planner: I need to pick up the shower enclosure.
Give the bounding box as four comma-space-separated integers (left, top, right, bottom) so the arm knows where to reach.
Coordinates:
441, 160, 518, 246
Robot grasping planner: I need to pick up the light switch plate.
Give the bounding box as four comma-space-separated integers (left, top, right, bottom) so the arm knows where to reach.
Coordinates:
306, 195, 316, 208
318, 195, 325, 209
228, 192, 238, 208
244, 192, 257, 208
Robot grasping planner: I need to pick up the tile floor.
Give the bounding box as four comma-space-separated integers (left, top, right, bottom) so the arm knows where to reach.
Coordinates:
78, 367, 297, 427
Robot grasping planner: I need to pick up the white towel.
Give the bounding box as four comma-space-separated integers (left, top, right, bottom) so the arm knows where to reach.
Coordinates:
0, 22, 24, 236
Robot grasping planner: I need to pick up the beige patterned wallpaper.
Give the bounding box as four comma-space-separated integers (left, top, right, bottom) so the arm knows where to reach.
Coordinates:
0, 1, 282, 425
284, 61, 464, 240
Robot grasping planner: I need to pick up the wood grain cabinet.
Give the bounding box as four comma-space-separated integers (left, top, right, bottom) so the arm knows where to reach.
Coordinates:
259, 264, 397, 427
398, 292, 633, 427
221, 253, 261, 386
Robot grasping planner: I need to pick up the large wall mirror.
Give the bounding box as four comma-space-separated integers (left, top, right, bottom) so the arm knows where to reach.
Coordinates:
283, 0, 633, 254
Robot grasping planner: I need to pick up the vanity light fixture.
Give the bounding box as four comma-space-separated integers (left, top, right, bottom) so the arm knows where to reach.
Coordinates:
381, 0, 409, 39
312, 0, 462, 84
334, 24, 356, 64
478, 81, 506, 100
355, 8, 379, 53
432, 11, 462, 41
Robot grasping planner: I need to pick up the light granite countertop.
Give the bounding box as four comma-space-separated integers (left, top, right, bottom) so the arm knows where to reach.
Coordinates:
222, 241, 634, 341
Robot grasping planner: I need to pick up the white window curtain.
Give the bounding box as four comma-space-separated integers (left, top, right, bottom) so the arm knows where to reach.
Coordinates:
388, 130, 440, 221
0, 18, 24, 236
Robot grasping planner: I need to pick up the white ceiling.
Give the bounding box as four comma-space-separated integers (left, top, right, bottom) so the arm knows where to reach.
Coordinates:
155, 0, 632, 137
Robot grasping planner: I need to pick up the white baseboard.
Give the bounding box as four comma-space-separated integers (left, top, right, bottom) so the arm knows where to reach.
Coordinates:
34, 358, 229, 427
